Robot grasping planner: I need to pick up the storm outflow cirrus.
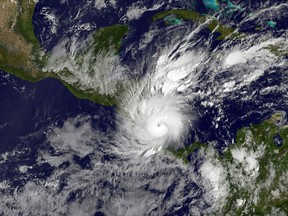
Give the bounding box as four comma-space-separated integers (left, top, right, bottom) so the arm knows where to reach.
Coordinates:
117, 91, 191, 156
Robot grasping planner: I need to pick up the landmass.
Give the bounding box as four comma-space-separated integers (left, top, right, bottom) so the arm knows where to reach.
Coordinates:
152, 9, 243, 40
0, 0, 128, 106
1, 1, 287, 214
170, 112, 288, 215
0, 1, 257, 107
0, 0, 43, 81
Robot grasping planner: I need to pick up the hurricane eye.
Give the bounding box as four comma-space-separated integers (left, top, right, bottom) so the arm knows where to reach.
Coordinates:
117, 93, 191, 156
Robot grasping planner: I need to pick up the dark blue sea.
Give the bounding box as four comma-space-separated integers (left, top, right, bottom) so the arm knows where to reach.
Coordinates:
0, 70, 115, 188
1, 0, 288, 192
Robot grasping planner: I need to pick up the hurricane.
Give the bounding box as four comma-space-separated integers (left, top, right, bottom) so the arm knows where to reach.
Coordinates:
115, 79, 192, 156
1, 0, 288, 215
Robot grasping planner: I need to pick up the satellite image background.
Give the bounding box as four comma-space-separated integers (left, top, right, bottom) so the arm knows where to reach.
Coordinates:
0, 0, 288, 215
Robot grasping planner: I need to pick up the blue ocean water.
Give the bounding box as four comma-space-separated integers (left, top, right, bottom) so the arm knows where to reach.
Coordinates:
31, 0, 288, 153
203, 0, 220, 11
0, 70, 115, 188
198, 69, 288, 152
33, 0, 198, 51
0, 1, 288, 215
0, 71, 115, 153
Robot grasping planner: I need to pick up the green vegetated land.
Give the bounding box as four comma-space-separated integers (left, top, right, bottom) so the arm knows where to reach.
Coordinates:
152, 9, 243, 40
15, 0, 40, 46
167, 141, 206, 163
93, 25, 129, 55
264, 43, 288, 58
59, 24, 129, 106
57, 74, 119, 106
0, 0, 43, 81
1, 2, 243, 106
0, 0, 128, 106
170, 112, 288, 215
226, 113, 288, 215
152, 9, 206, 23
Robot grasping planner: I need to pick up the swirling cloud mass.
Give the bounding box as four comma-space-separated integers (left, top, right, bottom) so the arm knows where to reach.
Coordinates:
117, 88, 191, 156
1, 1, 288, 215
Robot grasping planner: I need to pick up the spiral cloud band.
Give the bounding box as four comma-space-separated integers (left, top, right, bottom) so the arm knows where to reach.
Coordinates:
116, 83, 191, 156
